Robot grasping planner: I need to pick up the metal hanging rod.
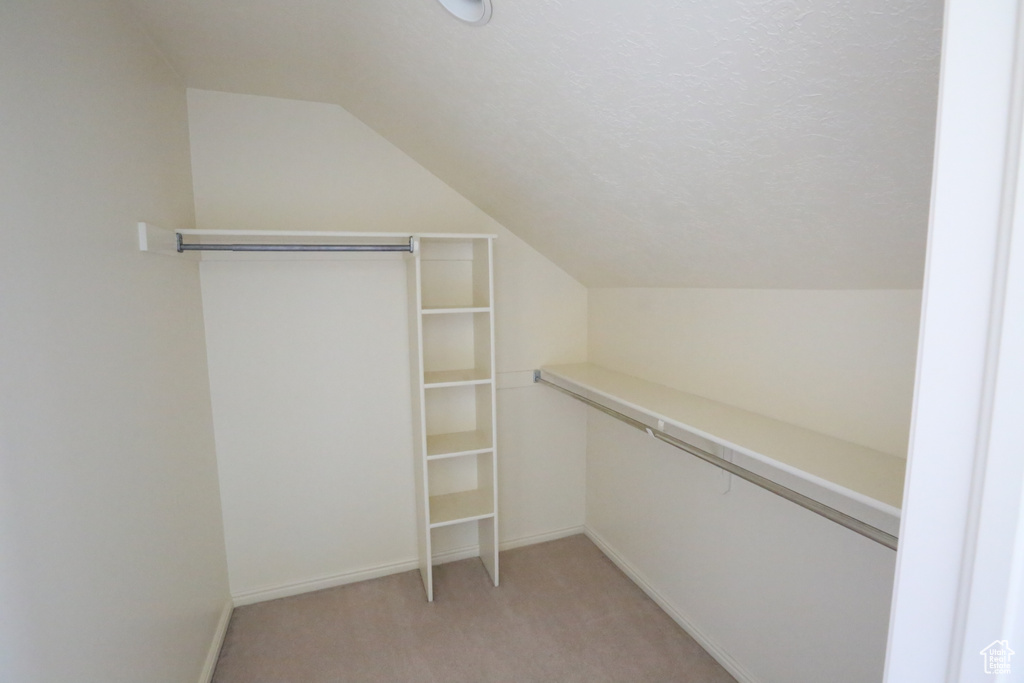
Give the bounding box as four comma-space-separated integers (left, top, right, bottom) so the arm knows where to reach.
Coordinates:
175, 233, 414, 253
533, 373, 898, 551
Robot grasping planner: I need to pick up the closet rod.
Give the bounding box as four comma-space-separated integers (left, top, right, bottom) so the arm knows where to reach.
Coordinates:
175, 234, 414, 253
533, 373, 898, 551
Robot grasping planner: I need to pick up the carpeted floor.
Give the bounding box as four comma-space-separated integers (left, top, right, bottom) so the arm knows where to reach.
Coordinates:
212, 534, 737, 682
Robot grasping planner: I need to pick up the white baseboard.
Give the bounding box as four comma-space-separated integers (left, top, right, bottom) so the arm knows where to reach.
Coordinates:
431, 524, 586, 566
198, 598, 233, 683
500, 524, 585, 551
232, 525, 587, 606
583, 526, 760, 683
232, 556, 421, 607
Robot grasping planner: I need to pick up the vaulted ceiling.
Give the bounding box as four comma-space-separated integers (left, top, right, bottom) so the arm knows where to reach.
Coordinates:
125, 0, 943, 288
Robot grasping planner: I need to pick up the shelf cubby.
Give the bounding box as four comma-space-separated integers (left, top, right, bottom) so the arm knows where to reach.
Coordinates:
419, 239, 491, 310
427, 453, 495, 528
429, 489, 495, 527
424, 383, 492, 438
421, 309, 492, 387
426, 429, 493, 460
423, 369, 491, 387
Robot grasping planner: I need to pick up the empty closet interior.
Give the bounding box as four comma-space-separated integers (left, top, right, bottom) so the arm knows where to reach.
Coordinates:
136, 81, 926, 683
4, 3, 944, 683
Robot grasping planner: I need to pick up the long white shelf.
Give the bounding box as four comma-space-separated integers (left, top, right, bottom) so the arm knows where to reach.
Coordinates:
539, 363, 905, 537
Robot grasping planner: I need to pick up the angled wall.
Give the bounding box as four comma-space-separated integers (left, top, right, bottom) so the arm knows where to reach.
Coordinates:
0, 3, 229, 681
590, 288, 921, 456
187, 89, 588, 600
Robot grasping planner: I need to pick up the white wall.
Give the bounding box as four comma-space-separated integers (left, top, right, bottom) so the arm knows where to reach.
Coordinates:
0, 4, 229, 682
585, 288, 918, 681
200, 257, 419, 598
589, 288, 921, 457
187, 89, 588, 599
586, 414, 897, 683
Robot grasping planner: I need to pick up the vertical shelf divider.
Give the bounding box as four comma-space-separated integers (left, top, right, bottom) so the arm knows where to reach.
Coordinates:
477, 237, 498, 584
407, 236, 432, 601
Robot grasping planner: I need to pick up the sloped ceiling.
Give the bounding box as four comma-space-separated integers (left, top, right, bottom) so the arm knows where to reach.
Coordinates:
125, 0, 943, 288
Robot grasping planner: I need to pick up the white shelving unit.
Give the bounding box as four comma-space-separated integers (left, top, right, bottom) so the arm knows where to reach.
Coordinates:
141, 225, 501, 599
408, 235, 498, 601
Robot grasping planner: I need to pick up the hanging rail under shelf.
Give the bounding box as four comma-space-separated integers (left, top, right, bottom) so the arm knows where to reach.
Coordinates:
176, 233, 414, 253
533, 371, 898, 551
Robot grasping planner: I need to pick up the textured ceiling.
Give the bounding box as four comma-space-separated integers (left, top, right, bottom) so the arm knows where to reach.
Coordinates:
125, 0, 943, 288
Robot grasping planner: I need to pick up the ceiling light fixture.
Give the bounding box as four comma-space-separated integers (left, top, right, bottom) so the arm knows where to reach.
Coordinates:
436, 0, 492, 25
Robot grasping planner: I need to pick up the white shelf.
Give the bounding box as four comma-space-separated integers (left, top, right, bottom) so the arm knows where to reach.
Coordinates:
421, 306, 491, 315
429, 488, 495, 528
415, 233, 496, 240
540, 363, 905, 535
423, 369, 492, 387
426, 430, 493, 459
421, 297, 490, 310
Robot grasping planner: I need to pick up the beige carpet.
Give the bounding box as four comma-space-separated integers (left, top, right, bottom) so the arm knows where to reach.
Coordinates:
212, 534, 737, 682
